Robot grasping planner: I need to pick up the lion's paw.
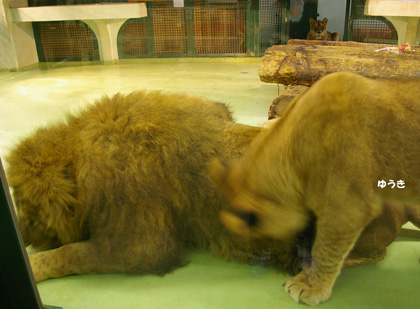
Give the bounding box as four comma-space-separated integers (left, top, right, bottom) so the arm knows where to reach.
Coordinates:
283, 272, 332, 306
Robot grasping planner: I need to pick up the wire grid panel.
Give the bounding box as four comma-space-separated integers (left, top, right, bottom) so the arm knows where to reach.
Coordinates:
259, 0, 287, 50
151, 2, 188, 55
121, 22, 148, 56
37, 22, 98, 61
351, 19, 398, 44
193, 1, 247, 54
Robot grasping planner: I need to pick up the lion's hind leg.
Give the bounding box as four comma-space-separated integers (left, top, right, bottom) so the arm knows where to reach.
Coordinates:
30, 232, 186, 282
343, 250, 387, 268
29, 241, 122, 282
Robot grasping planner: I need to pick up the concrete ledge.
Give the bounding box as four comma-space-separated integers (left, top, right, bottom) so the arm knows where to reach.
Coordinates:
365, 0, 420, 44
10, 3, 147, 22
365, 0, 420, 17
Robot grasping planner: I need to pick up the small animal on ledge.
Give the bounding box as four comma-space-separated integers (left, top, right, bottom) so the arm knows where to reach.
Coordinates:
307, 17, 339, 41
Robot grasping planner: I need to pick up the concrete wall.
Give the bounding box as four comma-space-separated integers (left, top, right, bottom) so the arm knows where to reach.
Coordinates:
317, 0, 347, 40
0, 0, 38, 71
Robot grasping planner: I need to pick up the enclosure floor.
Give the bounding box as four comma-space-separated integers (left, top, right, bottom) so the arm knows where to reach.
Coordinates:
1, 58, 419, 309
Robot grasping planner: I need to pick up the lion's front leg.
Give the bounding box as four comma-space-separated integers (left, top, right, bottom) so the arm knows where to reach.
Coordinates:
284, 217, 366, 306
29, 241, 121, 282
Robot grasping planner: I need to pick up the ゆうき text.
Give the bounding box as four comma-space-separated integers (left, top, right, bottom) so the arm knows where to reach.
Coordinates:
377, 180, 405, 189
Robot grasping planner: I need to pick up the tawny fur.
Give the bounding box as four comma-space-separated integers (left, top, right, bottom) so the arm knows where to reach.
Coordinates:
6, 90, 419, 289
307, 18, 339, 41
210, 72, 420, 306
6, 91, 299, 281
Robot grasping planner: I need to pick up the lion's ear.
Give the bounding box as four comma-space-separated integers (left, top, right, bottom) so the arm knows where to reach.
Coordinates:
322, 18, 328, 24
309, 18, 315, 24
208, 158, 230, 189
208, 158, 246, 200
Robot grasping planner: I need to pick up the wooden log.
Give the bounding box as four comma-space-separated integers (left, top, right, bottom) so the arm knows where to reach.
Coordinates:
259, 41, 420, 85
268, 85, 309, 119
287, 39, 420, 51
288, 39, 384, 48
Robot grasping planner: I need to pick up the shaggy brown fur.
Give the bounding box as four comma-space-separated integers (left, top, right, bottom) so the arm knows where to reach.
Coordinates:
6, 90, 419, 288
6, 91, 299, 281
307, 18, 339, 41
210, 72, 420, 305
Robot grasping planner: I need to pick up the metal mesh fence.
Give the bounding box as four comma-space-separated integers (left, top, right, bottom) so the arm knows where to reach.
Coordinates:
151, 2, 188, 55
36, 22, 99, 61
122, 22, 148, 56
120, 0, 249, 57
259, 0, 287, 52
348, 0, 398, 44
34, 0, 289, 60
193, 1, 246, 54
351, 19, 398, 44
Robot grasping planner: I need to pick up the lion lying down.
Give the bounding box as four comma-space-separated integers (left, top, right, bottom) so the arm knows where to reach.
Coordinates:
210, 72, 420, 305
6, 90, 419, 290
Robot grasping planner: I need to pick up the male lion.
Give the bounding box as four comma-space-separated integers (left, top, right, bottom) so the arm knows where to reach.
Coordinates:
210, 72, 420, 306
6, 91, 299, 281
6, 89, 419, 293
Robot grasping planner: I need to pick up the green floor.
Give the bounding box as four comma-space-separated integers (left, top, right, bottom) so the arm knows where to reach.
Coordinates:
0, 59, 419, 308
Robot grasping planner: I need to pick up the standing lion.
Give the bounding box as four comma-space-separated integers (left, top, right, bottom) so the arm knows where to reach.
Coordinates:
210, 73, 420, 305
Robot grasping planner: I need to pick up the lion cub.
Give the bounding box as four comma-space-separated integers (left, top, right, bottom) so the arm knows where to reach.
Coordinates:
307, 17, 339, 41
210, 72, 420, 305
